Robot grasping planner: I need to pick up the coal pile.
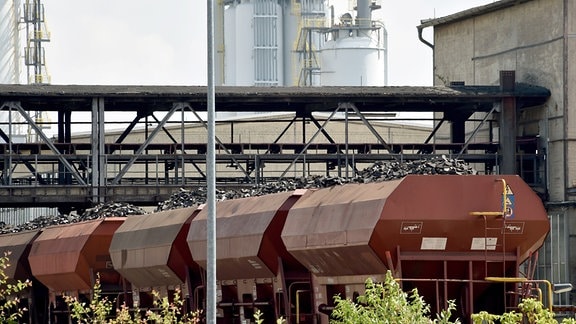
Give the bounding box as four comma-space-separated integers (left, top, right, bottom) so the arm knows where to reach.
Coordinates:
0, 215, 72, 234
0, 202, 147, 234
77, 202, 147, 221
156, 156, 476, 211
355, 155, 477, 183
244, 176, 348, 196
155, 175, 351, 211
156, 187, 246, 211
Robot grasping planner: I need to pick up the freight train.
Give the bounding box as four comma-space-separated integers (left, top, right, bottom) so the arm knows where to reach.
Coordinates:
0, 175, 550, 323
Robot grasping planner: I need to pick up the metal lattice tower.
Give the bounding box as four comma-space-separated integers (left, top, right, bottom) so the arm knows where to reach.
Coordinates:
22, 0, 50, 84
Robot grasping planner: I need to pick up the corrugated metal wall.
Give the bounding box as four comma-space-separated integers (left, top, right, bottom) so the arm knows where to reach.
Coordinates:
536, 211, 571, 305
253, 0, 280, 86
0, 207, 59, 226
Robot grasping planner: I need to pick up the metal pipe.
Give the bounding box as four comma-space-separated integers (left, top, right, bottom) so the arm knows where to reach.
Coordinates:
417, 25, 434, 50
295, 289, 309, 324
484, 277, 553, 311
218, 301, 271, 307
8, 103, 12, 185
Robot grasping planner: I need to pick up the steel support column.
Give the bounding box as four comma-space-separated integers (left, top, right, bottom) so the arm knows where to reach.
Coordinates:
91, 98, 105, 203
499, 71, 517, 174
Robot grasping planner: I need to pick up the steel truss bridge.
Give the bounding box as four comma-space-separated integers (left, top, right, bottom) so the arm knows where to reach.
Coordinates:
0, 79, 550, 210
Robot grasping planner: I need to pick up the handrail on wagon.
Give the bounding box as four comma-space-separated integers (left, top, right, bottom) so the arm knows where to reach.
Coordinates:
485, 277, 552, 311
469, 178, 507, 217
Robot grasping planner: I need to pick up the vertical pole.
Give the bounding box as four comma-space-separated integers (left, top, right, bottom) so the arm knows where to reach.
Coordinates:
181, 108, 185, 185
451, 117, 466, 154
468, 260, 474, 320
35, 0, 42, 82
92, 98, 106, 203
98, 100, 105, 201
8, 105, 12, 185
207, 0, 217, 323
91, 98, 99, 202
443, 260, 448, 310
499, 70, 516, 174
345, 105, 349, 179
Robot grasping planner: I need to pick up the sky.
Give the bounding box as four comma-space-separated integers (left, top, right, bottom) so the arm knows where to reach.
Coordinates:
43, 0, 496, 87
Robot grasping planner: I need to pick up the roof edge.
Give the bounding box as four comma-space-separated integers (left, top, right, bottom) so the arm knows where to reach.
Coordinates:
418, 0, 535, 29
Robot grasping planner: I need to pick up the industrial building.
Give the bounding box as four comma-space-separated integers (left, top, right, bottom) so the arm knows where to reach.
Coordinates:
0, 0, 574, 321
418, 0, 575, 306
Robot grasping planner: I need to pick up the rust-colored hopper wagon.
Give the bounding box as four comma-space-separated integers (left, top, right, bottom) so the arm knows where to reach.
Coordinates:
187, 190, 310, 323
28, 218, 125, 321
0, 230, 47, 323
109, 207, 201, 310
281, 175, 549, 323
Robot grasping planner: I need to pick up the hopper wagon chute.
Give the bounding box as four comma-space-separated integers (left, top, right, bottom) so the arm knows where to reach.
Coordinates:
281, 175, 550, 322
109, 207, 202, 309
0, 230, 47, 323
27, 217, 125, 322
187, 190, 309, 323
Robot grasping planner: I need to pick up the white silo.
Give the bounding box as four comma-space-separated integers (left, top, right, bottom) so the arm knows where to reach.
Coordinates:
319, 0, 387, 86
218, 0, 386, 87
0, 0, 57, 222
223, 0, 284, 86
0, 0, 27, 143
219, 0, 327, 87
0, 0, 22, 84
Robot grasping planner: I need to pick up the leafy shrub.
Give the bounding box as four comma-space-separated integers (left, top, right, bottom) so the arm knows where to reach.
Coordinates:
65, 274, 200, 323
471, 298, 576, 324
64, 274, 114, 323
0, 251, 32, 323
254, 309, 285, 324
330, 270, 460, 324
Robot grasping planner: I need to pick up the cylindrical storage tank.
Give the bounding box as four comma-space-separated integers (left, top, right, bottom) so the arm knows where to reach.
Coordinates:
319, 35, 386, 86
0, 0, 27, 141
0, 0, 21, 84
223, 0, 284, 86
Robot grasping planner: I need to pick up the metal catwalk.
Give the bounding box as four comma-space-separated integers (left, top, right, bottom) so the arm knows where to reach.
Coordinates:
0, 81, 550, 209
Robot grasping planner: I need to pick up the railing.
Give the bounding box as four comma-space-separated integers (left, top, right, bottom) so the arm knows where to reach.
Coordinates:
0, 142, 547, 207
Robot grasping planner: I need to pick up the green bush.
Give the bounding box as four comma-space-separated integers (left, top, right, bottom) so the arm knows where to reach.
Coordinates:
0, 251, 32, 323
330, 271, 460, 324
471, 298, 576, 324
64, 274, 200, 323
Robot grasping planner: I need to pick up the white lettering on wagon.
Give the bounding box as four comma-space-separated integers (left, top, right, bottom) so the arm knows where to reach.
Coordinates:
401, 221, 423, 234
502, 222, 525, 234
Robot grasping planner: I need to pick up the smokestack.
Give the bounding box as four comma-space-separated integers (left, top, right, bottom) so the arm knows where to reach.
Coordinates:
356, 0, 370, 28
